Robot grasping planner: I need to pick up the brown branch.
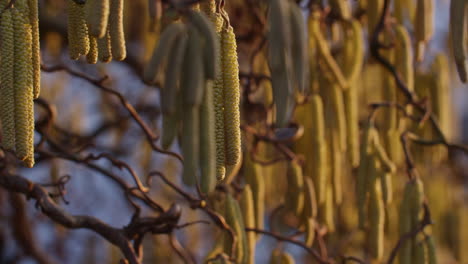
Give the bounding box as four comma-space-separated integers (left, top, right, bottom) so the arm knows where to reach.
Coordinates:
0, 173, 140, 264
245, 227, 331, 264
40, 64, 183, 162
386, 203, 432, 264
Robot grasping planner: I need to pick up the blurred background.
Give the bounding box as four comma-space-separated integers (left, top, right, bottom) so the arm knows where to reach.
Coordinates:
0, 0, 467, 263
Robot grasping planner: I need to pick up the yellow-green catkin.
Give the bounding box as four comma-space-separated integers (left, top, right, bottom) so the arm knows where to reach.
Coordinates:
0, 8, 16, 151
269, 249, 295, 264
414, 235, 428, 264
302, 177, 318, 222
98, 29, 112, 63
13, 6, 35, 167
304, 217, 316, 247
319, 185, 335, 233
380, 169, 393, 205
204, 10, 226, 180
414, 0, 433, 62
330, 129, 342, 205
357, 123, 376, 228
86, 0, 110, 38
161, 110, 179, 150
310, 95, 327, 205
308, 11, 319, 91
400, 178, 425, 264
240, 185, 256, 264
224, 193, 247, 263
200, 81, 217, 194
221, 24, 241, 166
450, 0, 467, 83
399, 181, 413, 264
394, 24, 414, 93
289, 1, 309, 94
67, 0, 90, 59
426, 236, 437, 264
430, 55, 450, 135
285, 159, 304, 215
181, 105, 200, 187
86, 35, 98, 64
366, 0, 383, 40
188, 10, 219, 80
329, 0, 351, 20
28, 0, 40, 99
368, 176, 385, 261
268, 0, 294, 127
342, 20, 363, 168
210, 14, 226, 180
329, 83, 347, 152
182, 25, 204, 105
108, 0, 126, 61
243, 152, 265, 234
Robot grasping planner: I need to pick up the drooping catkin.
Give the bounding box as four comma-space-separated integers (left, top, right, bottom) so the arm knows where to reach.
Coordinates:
210, 15, 226, 180
414, 235, 428, 264
28, 0, 40, 99
341, 20, 362, 167
162, 31, 187, 116
181, 105, 200, 187
310, 16, 348, 90
182, 26, 205, 106
329, 0, 351, 20
430, 54, 451, 136
98, 29, 112, 63
244, 152, 265, 234
366, 0, 383, 40
310, 95, 327, 205
394, 24, 414, 93
86, 35, 98, 64
86, 0, 110, 38
373, 132, 397, 173
188, 10, 219, 80
268, 0, 294, 127
380, 169, 393, 205
267, 0, 291, 71
67, 0, 90, 59
13, 7, 35, 167
330, 129, 342, 205
143, 23, 186, 84
302, 177, 318, 221
240, 185, 256, 264
368, 175, 385, 261
270, 250, 295, 264
108, 0, 126, 61
224, 193, 247, 263
285, 159, 304, 216
289, 1, 309, 94
426, 235, 437, 264
450, 0, 467, 83
357, 123, 377, 228
0, 8, 16, 151
199, 81, 217, 194
307, 12, 319, 90
414, 0, 433, 62
319, 185, 335, 233
329, 83, 347, 152
399, 182, 413, 264
304, 217, 316, 247
198, 3, 225, 179
221, 24, 241, 166
161, 112, 179, 150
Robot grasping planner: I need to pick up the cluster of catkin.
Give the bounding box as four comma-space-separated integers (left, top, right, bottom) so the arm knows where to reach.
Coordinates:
67, 0, 126, 63
143, 0, 241, 193
0, 0, 40, 168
